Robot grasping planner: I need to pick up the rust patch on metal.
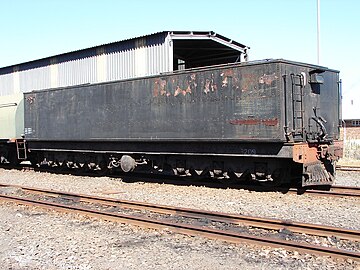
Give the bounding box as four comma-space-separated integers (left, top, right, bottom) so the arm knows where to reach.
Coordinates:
203, 74, 218, 94
220, 69, 234, 87
220, 69, 240, 90
241, 73, 257, 91
174, 86, 191, 96
263, 119, 278, 126
153, 78, 168, 97
230, 119, 261, 125
294, 142, 344, 164
26, 96, 35, 104
229, 118, 278, 126
259, 73, 278, 85
293, 143, 319, 164
174, 74, 197, 96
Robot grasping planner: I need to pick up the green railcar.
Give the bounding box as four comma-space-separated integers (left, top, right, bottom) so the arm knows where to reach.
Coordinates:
0, 93, 25, 164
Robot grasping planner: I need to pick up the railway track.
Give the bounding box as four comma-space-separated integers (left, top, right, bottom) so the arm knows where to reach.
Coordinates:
0, 184, 359, 261
1, 164, 360, 198
292, 185, 360, 198
336, 165, 360, 172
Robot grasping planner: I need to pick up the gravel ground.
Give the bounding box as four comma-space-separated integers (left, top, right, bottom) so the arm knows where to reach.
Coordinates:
0, 203, 357, 270
0, 168, 359, 269
0, 169, 359, 229
335, 170, 360, 186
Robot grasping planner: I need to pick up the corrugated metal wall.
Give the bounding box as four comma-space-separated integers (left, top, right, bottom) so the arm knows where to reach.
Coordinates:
19, 66, 51, 93
0, 73, 14, 96
0, 32, 172, 96
106, 35, 172, 82
57, 56, 98, 87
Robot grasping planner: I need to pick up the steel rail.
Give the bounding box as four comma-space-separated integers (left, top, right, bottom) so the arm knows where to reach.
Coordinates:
0, 192, 359, 261
331, 185, 360, 192
295, 186, 360, 198
0, 184, 359, 242
336, 165, 360, 172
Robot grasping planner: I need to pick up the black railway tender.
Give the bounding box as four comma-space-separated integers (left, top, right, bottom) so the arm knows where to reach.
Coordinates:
23, 59, 342, 187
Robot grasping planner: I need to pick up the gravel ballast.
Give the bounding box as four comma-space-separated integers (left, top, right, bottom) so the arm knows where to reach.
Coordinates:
1, 203, 358, 270
0, 169, 358, 230
0, 168, 359, 269
335, 170, 360, 187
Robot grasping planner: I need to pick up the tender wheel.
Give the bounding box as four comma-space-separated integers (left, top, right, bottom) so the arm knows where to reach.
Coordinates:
259, 168, 289, 187
96, 160, 109, 175
7, 152, 20, 166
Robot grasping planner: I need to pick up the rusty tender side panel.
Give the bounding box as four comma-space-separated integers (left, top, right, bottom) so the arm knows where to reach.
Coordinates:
149, 63, 283, 141
24, 61, 284, 142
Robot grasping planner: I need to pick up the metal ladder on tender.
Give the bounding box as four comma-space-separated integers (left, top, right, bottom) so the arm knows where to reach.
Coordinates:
291, 73, 305, 140
15, 139, 27, 160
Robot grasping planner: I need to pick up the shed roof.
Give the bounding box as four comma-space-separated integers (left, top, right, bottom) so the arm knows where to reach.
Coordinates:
0, 31, 249, 74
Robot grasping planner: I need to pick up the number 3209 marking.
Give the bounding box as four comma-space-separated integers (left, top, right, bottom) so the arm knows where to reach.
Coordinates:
240, 149, 256, 155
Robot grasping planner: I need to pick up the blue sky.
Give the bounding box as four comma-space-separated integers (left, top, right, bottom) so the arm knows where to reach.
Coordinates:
1, 0, 359, 117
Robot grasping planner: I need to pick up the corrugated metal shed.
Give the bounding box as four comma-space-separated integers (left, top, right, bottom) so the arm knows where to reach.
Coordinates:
0, 31, 249, 96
